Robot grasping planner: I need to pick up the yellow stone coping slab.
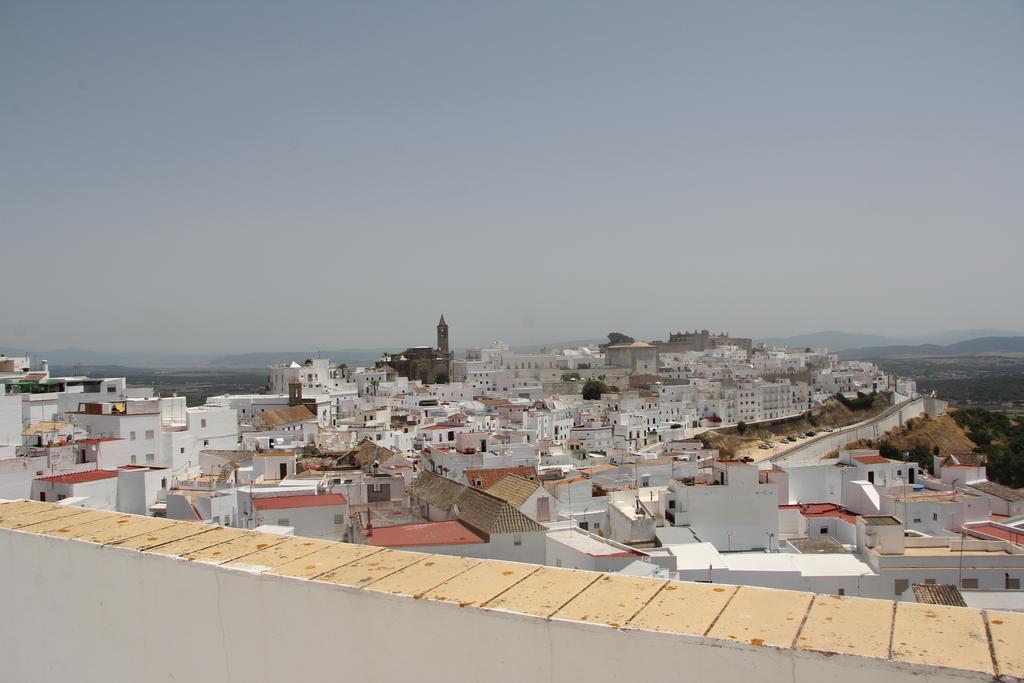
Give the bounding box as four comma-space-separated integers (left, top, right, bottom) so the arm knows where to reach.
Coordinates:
0, 500, 61, 522
482, 566, 600, 618
223, 536, 335, 572
111, 520, 211, 550
627, 581, 737, 636
316, 549, 425, 588
706, 585, 814, 648
421, 560, 541, 608
269, 542, 383, 580
15, 509, 114, 534
553, 574, 666, 628
145, 526, 251, 557
180, 532, 290, 565
891, 602, 992, 676
0, 503, 96, 529
0, 499, 1017, 679
797, 594, 893, 659
987, 609, 1024, 679
366, 554, 480, 597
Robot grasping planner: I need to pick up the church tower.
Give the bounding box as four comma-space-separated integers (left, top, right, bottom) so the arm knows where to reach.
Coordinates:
436, 314, 449, 355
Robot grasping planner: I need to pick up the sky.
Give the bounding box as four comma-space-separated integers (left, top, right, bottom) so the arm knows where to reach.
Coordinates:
2, 1, 1023, 354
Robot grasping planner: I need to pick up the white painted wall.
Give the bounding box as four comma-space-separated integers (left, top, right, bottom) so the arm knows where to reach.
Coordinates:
0, 528, 986, 683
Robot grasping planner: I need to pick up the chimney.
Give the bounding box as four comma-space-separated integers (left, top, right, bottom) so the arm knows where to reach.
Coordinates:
40, 359, 49, 374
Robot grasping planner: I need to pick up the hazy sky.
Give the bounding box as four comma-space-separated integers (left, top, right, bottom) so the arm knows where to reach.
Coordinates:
2, 1, 1022, 353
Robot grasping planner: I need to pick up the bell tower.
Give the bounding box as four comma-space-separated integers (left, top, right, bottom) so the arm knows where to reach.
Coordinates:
436, 314, 449, 355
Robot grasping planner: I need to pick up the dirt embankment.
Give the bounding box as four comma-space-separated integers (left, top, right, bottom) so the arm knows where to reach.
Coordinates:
882, 414, 977, 453
707, 393, 892, 460
826, 413, 977, 458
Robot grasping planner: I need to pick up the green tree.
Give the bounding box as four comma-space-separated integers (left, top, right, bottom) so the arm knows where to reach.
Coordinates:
736, 421, 747, 435
561, 372, 581, 381
582, 379, 608, 400
607, 332, 635, 345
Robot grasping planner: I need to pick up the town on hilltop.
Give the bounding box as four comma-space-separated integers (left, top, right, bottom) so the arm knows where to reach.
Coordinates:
3, 317, 1021, 609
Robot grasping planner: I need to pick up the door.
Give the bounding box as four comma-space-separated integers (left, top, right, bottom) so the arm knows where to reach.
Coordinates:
537, 497, 550, 522
279, 463, 288, 479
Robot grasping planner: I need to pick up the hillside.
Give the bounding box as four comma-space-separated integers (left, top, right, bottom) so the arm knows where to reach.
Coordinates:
843, 336, 1024, 360
825, 413, 977, 463
881, 414, 977, 454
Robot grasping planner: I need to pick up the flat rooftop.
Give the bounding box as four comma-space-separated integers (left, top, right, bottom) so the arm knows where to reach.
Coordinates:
547, 528, 643, 558
900, 546, 1013, 557
0, 499, 1021, 680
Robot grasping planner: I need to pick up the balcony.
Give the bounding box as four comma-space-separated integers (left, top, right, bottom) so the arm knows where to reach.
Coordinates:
0, 498, 1021, 682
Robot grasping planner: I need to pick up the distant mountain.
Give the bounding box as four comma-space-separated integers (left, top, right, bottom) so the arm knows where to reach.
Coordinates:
842, 336, 1024, 359
1, 346, 389, 369
756, 331, 901, 351
8, 347, 221, 368
757, 329, 1024, 351
511, 338, 605, 353
913, 329, 1024, 346
208, 349, 387, 368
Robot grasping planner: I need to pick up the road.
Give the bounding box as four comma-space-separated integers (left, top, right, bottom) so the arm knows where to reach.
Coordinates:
769, 397, 925, 468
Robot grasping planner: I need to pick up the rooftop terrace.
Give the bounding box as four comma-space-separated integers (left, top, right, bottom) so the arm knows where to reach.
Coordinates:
1, 499, 1022, 682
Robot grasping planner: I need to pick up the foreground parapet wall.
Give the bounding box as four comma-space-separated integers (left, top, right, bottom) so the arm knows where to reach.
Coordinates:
0, 500, 1021, 683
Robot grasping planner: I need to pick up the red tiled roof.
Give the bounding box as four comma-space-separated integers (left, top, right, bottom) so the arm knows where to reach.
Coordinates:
252, 493, 347, 511
37, 470, 118, 484
366, 520, 486, 547
964, 523, 1024, 545
465, 466, 538, 489
853, 455, 891, 465
547, 476, 587, 487
781, 503, 858, 525
78, 437, 124, 445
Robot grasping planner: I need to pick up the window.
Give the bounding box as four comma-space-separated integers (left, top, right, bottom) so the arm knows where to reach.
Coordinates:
180, 447, 184, 454
201, 419, 207, 428
277, 518, 290, 526
130, 455, 137, 464
203, 440, 209, 446
145, 430, 155, 440
161, 478, 167, 489
894, 579, 909, 595
145, 454, 154, 463
913, 517, 922, 523
1007, 577, 1020, 590
513, 534, 522, 546
961, 578, 978, 589
819, 526, 829, 535
130, 431, 137, 441
837, 588, 845, 596
924, 578, 936, 585
932, 513, 938, 521
334, 514, 344, 525
106, 386, 116, 393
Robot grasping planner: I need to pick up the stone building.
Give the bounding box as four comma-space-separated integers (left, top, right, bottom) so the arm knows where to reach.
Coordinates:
381, 315, 453, 384
652, 329, 752, 353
